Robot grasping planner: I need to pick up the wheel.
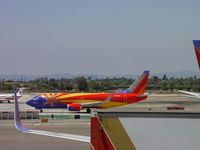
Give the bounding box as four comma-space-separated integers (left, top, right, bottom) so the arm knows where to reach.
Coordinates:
40, 109, 43, 113
8, 100, 11, 103
86, 108, 91, 113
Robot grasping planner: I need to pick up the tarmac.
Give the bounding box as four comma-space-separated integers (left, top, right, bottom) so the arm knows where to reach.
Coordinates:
0, 93, 200, 150
0, 119, 90, 150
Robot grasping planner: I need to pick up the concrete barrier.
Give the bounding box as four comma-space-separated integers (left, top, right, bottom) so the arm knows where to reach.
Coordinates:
0, 111, 39, 120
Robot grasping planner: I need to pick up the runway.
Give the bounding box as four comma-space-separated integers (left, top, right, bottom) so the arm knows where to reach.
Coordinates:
1, 93, 200, 149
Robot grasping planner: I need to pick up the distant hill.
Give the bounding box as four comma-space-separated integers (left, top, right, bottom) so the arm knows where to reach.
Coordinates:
0, 73, 75, 81
152, 71, 200, 78
0, 71, 199, 81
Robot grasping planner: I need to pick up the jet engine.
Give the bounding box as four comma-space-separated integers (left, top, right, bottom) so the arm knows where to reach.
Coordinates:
67, 103, 82, 111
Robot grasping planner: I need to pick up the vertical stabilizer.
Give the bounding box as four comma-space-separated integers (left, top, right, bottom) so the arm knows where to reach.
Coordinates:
128, 70, 150, 94
193, 40, 200, 70
115, 71, 150, 94
17, 88, 24, 96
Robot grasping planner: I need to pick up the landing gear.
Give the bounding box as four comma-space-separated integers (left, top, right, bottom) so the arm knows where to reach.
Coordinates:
86, 108, 91, 113
8, 100, 11, 103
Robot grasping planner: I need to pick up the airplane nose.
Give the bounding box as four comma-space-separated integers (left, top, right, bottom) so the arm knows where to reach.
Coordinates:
26, 100, 33, 106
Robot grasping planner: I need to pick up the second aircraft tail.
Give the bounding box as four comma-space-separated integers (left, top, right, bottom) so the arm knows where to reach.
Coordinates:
17, 88, 24, 96
193, 40, 200, 70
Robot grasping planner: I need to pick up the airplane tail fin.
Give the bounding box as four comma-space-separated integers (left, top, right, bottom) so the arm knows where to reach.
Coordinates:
17, 88, 24, 96
115, 71, 150, 94
193, 40, 200, 70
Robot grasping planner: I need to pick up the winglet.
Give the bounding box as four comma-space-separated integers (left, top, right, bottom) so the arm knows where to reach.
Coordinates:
14, 91, 90, 142
17, 88, 24, 96
14, 91, 30, 132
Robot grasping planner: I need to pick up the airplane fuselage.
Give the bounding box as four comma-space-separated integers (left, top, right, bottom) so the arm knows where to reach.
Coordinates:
0, 94, 21, 101
27, 93, 147, 109
26, 71, 150, 111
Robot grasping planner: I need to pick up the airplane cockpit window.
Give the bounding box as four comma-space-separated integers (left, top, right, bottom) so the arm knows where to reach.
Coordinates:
33, 97, 39, 100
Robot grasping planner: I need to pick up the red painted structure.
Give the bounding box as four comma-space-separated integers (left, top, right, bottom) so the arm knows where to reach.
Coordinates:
90, 117, 115, 150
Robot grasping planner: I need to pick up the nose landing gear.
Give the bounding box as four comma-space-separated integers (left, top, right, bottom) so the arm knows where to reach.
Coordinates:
86, 108, 91, 113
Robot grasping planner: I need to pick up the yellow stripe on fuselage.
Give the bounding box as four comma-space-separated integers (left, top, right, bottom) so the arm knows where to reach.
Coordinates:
59, 99, 100, 103
98, 101, 126, 108
58, 93, 104, 99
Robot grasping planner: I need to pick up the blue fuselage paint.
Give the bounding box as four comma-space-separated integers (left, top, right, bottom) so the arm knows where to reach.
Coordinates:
26, 96, 67, 109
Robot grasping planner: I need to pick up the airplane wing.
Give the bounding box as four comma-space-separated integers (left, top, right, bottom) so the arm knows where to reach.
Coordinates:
14, 92, 90, 143
80, 93, 113, 108
81, 101, 103, 107
177, 90, 200, 99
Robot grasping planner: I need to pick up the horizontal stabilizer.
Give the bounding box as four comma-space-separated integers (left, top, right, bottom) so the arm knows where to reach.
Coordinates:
179, 94, 200, 100
177, 90, 200, 99
134, 93, 149, 98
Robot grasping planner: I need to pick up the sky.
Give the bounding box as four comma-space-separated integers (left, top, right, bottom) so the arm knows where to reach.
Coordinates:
0, 0, 200, 75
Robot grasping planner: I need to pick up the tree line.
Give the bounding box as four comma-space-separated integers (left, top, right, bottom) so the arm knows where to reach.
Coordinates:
0, 75, 200, 93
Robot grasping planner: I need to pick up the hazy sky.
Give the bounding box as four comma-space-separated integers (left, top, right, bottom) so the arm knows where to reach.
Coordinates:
0, 0, 200, 75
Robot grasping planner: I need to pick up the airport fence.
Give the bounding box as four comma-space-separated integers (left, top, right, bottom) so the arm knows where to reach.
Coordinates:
0, 111, 39, 120
39, 114, 90, 119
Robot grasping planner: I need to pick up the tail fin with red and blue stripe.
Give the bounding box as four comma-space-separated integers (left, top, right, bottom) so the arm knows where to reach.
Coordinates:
115, 70, 150, 94
193, 40, 200, 70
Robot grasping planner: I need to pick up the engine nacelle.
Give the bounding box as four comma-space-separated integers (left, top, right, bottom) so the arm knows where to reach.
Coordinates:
67, 103, 82, 111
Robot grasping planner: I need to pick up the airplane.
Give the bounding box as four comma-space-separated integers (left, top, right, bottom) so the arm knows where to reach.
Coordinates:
26, 70, 150, 113
194, 40, 200, 70
178, 40, 200, 99
13, 92, 90, 142
0, 88, 24, 103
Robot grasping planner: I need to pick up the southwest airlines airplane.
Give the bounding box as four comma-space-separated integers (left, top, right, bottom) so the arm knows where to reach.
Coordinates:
0, 88, 24, 103
26, 71, 150, 112
178, 40, 200, 99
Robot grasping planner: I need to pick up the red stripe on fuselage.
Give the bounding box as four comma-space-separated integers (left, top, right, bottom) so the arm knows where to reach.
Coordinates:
0, 97, 13, 100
